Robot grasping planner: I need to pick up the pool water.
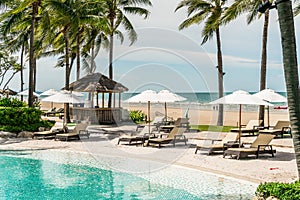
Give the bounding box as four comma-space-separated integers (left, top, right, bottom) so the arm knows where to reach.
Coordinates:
0, 151, 256, 200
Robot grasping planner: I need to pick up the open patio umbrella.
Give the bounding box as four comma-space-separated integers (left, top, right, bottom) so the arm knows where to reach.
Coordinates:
156, 90, 186, 120
209, 90, 272, 146
126, 90, 160, 133
41, 90, 83, 127
0, 88, 17, 97
39, 88, 58, 96
18, 89, 40, 97
253, 89, 287, 127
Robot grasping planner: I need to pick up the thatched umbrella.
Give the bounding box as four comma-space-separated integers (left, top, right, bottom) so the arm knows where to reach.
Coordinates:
0, 88, 18, 97
62, 73, 128, 107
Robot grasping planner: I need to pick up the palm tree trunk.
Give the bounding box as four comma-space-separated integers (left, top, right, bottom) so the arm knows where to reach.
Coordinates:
20, 43, 25, 101
216, 28, 224, 126
108, 33, 114, 108
259, 11, 269, 127
76, 31, 81, 80
64, 27, 71, 123
28, 2, 38, 107
277, 0, 300, 177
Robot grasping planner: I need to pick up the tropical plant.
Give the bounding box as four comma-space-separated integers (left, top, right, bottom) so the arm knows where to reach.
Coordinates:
256, 181, 300, 199
175, 0, 227, 126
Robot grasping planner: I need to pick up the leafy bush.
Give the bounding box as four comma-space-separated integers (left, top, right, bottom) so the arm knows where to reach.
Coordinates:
129, 110, 146, 123
0, 97, 27, 107
0, 107, 52, 132
256, 181, 300, 200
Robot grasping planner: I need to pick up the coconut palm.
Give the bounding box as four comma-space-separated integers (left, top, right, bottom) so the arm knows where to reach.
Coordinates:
175, 0, 227, 126
223, 0, 270, 126
277, 1, 300, 177
101, 0, 152, 107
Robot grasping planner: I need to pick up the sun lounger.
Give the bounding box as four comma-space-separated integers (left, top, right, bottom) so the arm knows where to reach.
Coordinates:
55, 123, 89, 141
159, 118, 190, 132
223, 133, 276, 159
230, 120, 262, 136
33, 123, 64, 139
136, 116, 165, 131
258, 120, 291, 138
43, 107, 57, 116
195, 132, 239, 155
118, 125, 156, 145
146, 127, 187, 148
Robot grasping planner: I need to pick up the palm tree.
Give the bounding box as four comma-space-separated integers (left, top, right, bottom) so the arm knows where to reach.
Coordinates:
223, 0, 270, 126
175, 0, 227, 126
101, 0, 152, 107
277, 0, 300, 177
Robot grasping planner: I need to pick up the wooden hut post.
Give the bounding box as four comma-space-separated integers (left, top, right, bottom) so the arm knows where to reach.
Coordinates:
102, 92, 105, 108
118, 92, 121, 108
113, 92, 116, 108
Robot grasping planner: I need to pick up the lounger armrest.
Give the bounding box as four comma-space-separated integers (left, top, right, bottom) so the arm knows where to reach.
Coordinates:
174, 135, 186, 140
211, 138, 223, 144
253, 126, 264, 130
282, 126, 291, 131
257, 144, 273, 151
79, 130, 90, 138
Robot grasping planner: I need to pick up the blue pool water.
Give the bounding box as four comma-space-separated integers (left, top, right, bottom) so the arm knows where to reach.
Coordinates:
0, 150, 256, 200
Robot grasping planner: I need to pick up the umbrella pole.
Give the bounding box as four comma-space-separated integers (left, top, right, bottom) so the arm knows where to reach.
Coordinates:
165, 102, 167, 122
267, 106, 270, 128
63, 103, 67, 132
148, 101, 150, 133
239, 104, 242, 147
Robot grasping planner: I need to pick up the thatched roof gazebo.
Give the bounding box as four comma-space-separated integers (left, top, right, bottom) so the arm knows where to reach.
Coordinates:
63, 73, 128, 124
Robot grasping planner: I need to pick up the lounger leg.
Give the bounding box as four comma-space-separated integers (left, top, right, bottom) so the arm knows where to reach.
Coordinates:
195, 147, 198, 154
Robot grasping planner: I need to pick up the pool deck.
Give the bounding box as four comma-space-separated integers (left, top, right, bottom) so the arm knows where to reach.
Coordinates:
0, 123, 298, 184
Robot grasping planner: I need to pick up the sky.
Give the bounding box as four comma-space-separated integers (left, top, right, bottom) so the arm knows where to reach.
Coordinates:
6, 0, 300, 93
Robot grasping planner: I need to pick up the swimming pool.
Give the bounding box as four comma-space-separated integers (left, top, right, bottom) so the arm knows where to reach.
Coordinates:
0, 150, 257, 199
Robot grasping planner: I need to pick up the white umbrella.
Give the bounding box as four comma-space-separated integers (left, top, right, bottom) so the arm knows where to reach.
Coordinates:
253, 89, 287, 103
42, 90, 83, 104
157, 90, 186, 120
253, 89, 287, 127
210, 90, 273, 146
39, 88, 58, 96
18, 89, 40, 97
126, 90, 160, 133
42, 90, 83, 126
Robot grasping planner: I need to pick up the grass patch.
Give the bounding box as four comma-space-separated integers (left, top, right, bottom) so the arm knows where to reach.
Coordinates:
190, 125, 236, 132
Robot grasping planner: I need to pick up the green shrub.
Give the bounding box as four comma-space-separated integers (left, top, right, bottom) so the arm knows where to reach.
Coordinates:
129, 110, 146, 123
0, 97, 27, 107
256, 181, 300, 200
0, 107, 52, 132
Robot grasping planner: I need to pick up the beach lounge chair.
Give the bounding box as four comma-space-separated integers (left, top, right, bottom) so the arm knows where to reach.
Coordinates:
258, 120, 291, 138
136, 116, 165, 131
195, 132, 239, 155
118, 125, 156, 145
146, 127, 187, 148
43, 107, 57, 116
55, 123, 89, 141
159, 117, 190, 132
33, 122, 64, 139
223, 133, 276, 159
230, 119, 263, 136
